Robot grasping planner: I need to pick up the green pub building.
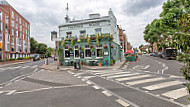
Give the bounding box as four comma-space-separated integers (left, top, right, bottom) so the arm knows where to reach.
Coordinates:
58, 9, 124, 66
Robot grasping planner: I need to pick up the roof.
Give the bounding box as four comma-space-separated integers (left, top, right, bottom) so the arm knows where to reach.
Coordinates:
59, 16, 110, 27
0, 0, 10, 5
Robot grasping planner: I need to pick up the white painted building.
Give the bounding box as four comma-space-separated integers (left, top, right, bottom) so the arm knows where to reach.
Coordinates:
59, 9, 120, 45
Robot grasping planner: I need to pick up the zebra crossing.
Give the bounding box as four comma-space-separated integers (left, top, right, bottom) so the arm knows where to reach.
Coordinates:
0, 65, 39, 71
90, 70, 188, 101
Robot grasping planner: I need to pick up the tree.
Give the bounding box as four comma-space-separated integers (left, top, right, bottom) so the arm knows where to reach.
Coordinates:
37, 43, 47, 54
30, 37, 38, 53
144, 0, 190, 98
139, 44, 144, 51
47, 47, 54, 57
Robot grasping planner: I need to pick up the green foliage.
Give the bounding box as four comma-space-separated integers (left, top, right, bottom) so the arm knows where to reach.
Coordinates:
30, 37, 38, 53
87, 37, 90, 45
110, 59, 113, 65
61, 40, 65, 47
37, 43, 47, 54
144, 0, 190, 98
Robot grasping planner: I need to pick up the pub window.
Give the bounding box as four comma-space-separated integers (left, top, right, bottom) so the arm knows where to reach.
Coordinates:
80, 30, 86, 36
65, 50, 70, 58
74, 46, 80, 58
85, 49, 91, 57
95, 28, 101, 34
96, 49, 103, 57
66, 32, 72, 38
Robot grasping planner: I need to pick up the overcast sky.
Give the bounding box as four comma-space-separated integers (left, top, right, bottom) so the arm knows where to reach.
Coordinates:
6, 0, 166, 48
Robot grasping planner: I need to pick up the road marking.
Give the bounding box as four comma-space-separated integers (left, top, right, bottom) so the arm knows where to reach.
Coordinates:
116, 74, 151, 81
86, 81, 92, 85
107, 73, 140, 79
143, 81, 184, 91
77, 76, 81, 78
92, 86, 100, 89
116, 99, 130, 107
22, 66, 29, 69
83, 76, 95, 79
13, 66, 22, 69
161, 88, 188, 99
15, 84, 88, 94
95, 71, 121, 75
31, 65, 38, 68
101, 72, 130, 76
6, 90, 16, 95
0, 91, 4, 94
102, 91, 112, 97
126, 77, 165, 85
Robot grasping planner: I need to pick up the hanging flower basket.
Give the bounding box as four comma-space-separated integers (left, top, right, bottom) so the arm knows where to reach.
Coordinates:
90, 45, 94, 49
104, 45, 108, 49
90, 37, 96, 40
77, 39, 81, 43
111, 44, 114, 48
68, 47, 73, 51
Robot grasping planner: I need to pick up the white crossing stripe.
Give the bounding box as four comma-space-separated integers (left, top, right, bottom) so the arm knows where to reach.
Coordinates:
116, 74, 151, 81
93, 86, 100, 90
102, 91, 112, 97
161, 88, 189, 99
6, 90, 16, 95
126, 77, 165, 85
83, 76, 95, 79
95, 71, 122, 75
13, 66, 22, 69
22, 66, 29, 69
0, 91, 4, 94
31, 65, 38, 68
86, 81, 92, 85
107, 73, 140, 79
116, 99, 130, 107
101, 72, 130, 76
143, 81, 183, 91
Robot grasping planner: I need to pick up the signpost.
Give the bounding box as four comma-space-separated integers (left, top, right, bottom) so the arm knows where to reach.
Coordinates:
51, 31, 61, 69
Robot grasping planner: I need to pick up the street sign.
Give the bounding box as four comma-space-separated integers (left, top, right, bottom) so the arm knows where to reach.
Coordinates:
51, 31, 57, 41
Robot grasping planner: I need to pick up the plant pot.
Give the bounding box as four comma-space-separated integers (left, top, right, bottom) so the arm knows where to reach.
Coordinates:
98, 63, 102, 67
110, 64, 113, 66
82, 63, 85, 66
59, 62, 62, 66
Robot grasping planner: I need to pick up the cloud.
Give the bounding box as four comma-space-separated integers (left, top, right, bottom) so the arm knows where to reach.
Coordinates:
6, 0, 166, 48
122, 0, 165, 16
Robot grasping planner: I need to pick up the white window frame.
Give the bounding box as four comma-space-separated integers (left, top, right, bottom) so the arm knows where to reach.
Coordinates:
84, 45, 91, 59
96, 46, 103, 59
74, 45, 80, 59
64, 47, 70, 59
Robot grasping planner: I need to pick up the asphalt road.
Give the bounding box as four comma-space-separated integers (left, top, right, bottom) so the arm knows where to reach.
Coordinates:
0, 56, 188, 107
126, 54, 184, 77
0, 58, 50, 87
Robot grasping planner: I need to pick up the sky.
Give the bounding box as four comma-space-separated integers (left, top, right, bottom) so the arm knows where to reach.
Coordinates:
6, 0, 166, 48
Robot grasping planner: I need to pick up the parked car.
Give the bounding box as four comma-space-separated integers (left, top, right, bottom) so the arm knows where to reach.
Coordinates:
158, 52, 163, 58
31, 54, 41, 61
142, 52, 147, 54
153, 53, 159, 57
150, 53, 154, 56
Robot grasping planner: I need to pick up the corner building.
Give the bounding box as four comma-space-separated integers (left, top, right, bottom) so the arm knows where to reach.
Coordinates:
0, 1, 30, 60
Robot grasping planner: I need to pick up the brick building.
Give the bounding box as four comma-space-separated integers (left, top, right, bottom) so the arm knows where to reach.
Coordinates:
0, 0, 30, 60
117, 25, 128, 52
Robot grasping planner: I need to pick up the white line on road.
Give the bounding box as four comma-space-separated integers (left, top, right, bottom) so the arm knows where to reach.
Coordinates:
102, 91, 112, 97
92, 86, 100, 90
162, 88, 189, 99
107, 73, 140, 79
116, 74, 151, 82
143, 81, 184, 91
116, 99, 130, 107
14, 84, 88, 94
22, 66, 29, 69
6, 90, 16, 95
101, 72, 130, 76
126, 77, 165, 85
86, 81, 92, 85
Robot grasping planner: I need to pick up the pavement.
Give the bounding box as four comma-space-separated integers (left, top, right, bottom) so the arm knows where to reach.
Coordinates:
41, 57, 126, 71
